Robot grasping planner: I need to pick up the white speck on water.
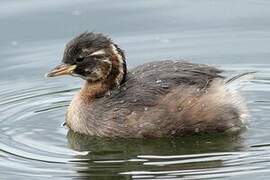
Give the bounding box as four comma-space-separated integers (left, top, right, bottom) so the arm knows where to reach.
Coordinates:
144, 107, 148, 111
11, 41, 18, 46
128, 159, 148, 162
156, 80, 162, 83
154, 36, 170, 43
33, 128, 44, 132
72, 10, 81, 16
120, 100, 125, 103
139, 124, 143, 128
154, 36, 161, 40
2, 127, 9, 131
74, 151, 89, 155
160, 38, 170, 43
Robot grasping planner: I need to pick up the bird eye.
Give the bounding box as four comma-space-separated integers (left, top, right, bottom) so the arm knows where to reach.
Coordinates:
75, 57, 84, 63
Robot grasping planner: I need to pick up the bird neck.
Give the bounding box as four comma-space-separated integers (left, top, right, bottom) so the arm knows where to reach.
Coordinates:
108, 43, 127, 86
80, 81, 111, 99
80, 43, 127, 99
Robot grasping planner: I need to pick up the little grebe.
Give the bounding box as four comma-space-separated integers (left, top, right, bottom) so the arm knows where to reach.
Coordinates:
46, 32, 249, 138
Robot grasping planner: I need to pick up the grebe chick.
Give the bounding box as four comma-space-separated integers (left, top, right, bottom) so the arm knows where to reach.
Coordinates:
46, 32, 249, 138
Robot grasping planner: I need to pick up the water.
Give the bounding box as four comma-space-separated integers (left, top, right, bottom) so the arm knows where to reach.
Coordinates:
0, 0, 270, 179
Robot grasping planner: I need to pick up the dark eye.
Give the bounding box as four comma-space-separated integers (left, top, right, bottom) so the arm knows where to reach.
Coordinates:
75, 57, 84, 63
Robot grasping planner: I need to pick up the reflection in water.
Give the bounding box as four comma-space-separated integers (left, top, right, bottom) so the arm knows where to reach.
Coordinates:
67, 130, 245, 179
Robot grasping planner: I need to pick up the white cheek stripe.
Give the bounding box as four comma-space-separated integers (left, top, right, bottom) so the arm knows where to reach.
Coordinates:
90, 49, 106, 56
110, 43, 124, 86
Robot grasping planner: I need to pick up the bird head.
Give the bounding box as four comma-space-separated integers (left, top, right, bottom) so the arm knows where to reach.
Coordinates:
46, 32, 126, 87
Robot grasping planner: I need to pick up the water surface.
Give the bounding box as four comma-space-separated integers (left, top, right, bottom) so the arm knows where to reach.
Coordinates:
1, 0, 270, 179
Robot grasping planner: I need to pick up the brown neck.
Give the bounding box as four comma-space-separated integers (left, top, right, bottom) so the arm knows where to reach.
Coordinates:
80, 81, 110, 99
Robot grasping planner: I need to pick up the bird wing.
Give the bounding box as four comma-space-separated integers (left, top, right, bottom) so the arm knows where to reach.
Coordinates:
104, 60, 223, 107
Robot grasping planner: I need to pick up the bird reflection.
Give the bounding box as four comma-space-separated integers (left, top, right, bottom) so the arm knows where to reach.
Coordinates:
66, 130, 245, 180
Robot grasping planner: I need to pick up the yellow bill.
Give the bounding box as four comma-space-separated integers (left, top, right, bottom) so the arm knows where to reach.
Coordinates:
46, 64, 77, 77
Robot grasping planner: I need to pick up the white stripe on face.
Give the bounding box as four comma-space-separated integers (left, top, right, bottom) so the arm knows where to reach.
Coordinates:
90, 49, 106, 56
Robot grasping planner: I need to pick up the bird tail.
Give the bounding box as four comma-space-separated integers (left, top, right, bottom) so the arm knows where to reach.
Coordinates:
225, 71, 256, 91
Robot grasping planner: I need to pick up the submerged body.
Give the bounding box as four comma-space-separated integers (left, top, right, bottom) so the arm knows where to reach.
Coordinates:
47, 33, 248, 138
